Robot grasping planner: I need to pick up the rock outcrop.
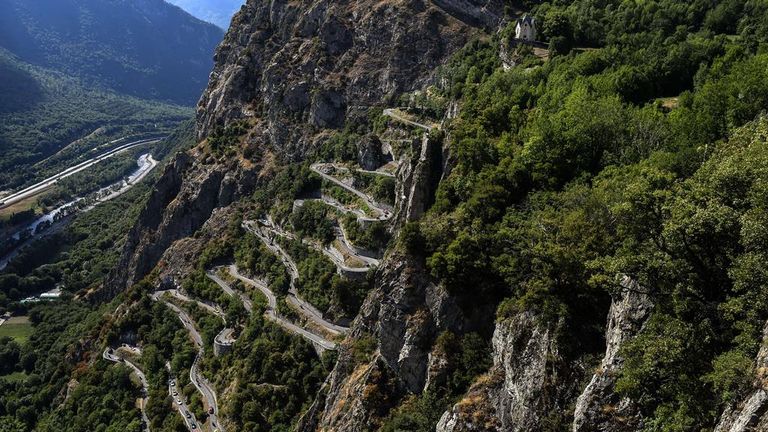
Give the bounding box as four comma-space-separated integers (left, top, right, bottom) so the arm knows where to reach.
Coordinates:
102, 1, 533, 430
435, 312, 575, 432
196, 0, 500, 157
300, 251, 465, 431
394, 133, 445, 225
432, 0, 506, 29
432, 276, 653, 432
714, 321, 768, 432
357, 134, 388, 171
102, 149, 260, 299
105, 0, 506, 300
297, 114, 472, 430
572, 276, 653, 432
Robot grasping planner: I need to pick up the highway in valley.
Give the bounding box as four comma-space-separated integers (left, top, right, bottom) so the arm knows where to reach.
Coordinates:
0, 137, 162, 210
0, 153, 160, 271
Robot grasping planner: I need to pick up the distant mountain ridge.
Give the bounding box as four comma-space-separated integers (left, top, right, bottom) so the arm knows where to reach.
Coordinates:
0, 0, 224, 106
165, 0, 245, 29
0, 48, 192, 190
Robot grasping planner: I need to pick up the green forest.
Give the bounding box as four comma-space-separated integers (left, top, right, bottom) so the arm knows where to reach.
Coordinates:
0, 48, 191, 190
387, 0, 768, 429
4, 0, 768, 431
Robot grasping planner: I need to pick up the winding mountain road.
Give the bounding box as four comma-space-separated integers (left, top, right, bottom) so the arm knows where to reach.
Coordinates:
205, 265, 338, 352
0, 137, 162, 210
355, 166, 396, 178
383, 108, 434, 131
103, 347, 151, 432
337, 223, 382, 263
205, 270, 254, 313
242, 221, 349, 336
0, 153, 160, 272
260, 218, 373, 274
221, 265, 273, 309
156, 289, 225, 319
310, 163, 393, 221
321, 162, 396, 179
151, 292, 224, 432
333, 229, 380, 267
296, 194, 370, 220
189, 353, 222, 431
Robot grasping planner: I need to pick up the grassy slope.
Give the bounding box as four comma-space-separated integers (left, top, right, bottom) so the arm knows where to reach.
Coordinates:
0, 316, 32, 342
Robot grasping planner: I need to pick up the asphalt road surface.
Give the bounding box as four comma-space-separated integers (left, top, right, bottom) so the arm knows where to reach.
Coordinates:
242, 221, 349, 336
103, 348, 151, 432
166, 365, 200, 431
310, 163, 393, 221
382, 108, 434, 131
152, 293, 224, 431
206, 265, 337, 352
0, 137, 161, 210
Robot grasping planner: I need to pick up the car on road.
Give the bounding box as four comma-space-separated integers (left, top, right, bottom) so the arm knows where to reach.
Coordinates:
173, 391, 178, 396
177, 399, 182, 405
191, 424, 196, 430
185, 411, 191, 419
208, 407, 214, 414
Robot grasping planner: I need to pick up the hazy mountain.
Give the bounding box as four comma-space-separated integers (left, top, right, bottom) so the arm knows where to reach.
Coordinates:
165, 0, 245, 29
0, 48, 191, 189
0, 0, 224, 105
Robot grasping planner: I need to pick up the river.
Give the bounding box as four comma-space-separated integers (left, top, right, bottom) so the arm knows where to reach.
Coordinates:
0, 153, 157, 271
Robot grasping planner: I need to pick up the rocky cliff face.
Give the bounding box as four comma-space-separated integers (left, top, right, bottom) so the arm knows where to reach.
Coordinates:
105, 0, 504, 298
572, 277, 653, 432
394, 133, 445, 225
432, 277, 653, 432
299, 249, 466, 431
435, 312, 577, 432
103, 1, 670, 431
196, 0, 503, 155
298, 109, 479, 430
103, 148, 261, 298
714, 321, 768, 432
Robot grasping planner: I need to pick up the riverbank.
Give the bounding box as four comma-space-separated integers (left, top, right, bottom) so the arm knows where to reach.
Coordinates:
0, 154, 158, 271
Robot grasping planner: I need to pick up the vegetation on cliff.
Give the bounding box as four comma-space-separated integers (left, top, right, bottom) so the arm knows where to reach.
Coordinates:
401, 0, 768, 428
7, 0, 768, 431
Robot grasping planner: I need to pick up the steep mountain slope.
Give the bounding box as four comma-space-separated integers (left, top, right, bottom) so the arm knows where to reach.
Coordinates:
166, 0, 245, 29
107, 0, 504, 296
75, 0, 768, 431
196, 0, 504, 153
0, 0, 224, 105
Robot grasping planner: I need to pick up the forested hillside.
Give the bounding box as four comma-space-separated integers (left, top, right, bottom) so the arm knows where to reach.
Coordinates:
404, 0, 768, 429
5, 0, 768, 431
0, 124, 197, 431
0, 49, 191, 190
0, 0, 224, 105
